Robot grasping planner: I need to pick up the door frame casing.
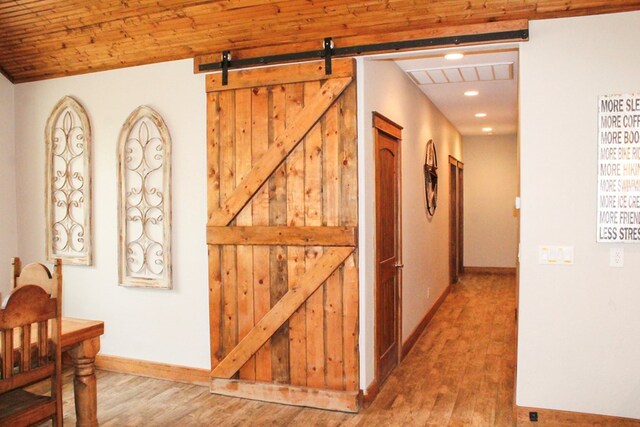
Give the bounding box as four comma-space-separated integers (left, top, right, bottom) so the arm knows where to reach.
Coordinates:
372, 112, 403, 388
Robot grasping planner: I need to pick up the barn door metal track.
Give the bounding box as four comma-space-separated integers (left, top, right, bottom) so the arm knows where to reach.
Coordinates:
198, 29, 529, 85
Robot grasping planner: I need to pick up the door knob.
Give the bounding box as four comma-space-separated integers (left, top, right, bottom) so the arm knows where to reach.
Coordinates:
394, 263, 404, 268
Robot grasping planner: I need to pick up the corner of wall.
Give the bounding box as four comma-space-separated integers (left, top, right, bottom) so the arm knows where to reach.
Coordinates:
0, 74, 17, 298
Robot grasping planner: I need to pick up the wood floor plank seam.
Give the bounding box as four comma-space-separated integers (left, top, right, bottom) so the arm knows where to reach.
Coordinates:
51, 273, 517, 426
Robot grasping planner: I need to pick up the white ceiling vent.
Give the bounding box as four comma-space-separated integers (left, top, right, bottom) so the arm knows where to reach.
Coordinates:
408, 62, 514, 85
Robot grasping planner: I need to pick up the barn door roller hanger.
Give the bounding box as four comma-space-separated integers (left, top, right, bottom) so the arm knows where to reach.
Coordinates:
201, 29, 529, 86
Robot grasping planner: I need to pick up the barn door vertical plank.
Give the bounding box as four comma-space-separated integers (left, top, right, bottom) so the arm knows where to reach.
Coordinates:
339, 81, 359, 391
252, 86, 272, 382
304, 80, 325, 388
323, 100, 344, 390
269, 84, 290, 383
207, 92, 222, 368
235, 88, 256, 380
285, 83, 307, 387
220, 90, 239, 364
207, 91, 223, 368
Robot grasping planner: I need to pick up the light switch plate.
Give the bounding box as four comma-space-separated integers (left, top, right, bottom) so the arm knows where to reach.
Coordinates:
539, 245, 574, 265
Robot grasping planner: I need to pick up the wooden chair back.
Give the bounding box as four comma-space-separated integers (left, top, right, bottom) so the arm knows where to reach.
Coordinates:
11, 257, 59, 295
0, 259, 63, 427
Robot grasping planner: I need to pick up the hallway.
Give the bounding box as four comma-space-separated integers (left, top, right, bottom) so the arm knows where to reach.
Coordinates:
58, 273, 517, 426
353, 273, 516, 426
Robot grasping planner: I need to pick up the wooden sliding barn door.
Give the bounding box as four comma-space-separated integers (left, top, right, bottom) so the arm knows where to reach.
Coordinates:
206, 59, 359, 412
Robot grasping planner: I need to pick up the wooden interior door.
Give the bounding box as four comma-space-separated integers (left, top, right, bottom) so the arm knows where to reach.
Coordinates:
206, 59, 359, 412
457, 165, 464, 274
373, 113, 402, 387
449, 156, 464, 284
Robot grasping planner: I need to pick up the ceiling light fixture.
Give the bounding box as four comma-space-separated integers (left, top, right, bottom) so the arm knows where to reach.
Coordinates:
464, 90, 479, 97
444, 53, 464, 60
475, 113, 487, 118
482, 127, 493, 132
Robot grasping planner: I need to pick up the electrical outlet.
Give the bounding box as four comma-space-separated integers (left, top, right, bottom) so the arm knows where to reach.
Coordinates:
427, 288, 430, 300
610, 248, 624, 267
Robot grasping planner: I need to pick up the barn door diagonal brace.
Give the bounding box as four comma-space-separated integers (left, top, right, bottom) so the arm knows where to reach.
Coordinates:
208, 76, 352, 226
210, 246, 355, 379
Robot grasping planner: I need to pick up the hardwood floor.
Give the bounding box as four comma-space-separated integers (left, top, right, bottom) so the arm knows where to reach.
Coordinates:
59, 273, 516, 426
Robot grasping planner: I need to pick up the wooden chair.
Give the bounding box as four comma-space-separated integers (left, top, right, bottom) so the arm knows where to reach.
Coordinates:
0, 259, 63, 427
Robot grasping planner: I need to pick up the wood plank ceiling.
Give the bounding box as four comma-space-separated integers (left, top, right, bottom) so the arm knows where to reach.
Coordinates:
1, 0, 640, 83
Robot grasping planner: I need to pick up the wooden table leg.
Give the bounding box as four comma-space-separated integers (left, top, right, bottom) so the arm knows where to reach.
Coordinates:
68, 337, 101, 427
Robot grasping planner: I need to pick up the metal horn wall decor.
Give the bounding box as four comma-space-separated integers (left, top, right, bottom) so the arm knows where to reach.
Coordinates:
118, 106, 172, 289
424, 139, 438, 216
45, 96, 92, 265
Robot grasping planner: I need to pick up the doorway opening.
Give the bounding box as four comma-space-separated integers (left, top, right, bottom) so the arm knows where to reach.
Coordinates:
363, 43, 520, 404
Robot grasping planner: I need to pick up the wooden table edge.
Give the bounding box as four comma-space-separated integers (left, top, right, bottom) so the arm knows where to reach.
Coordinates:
61, 317, 105, 350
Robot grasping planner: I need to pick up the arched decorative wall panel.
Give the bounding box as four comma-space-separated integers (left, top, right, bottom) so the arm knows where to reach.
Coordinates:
118, 106, 172, 289
45, 96, 92, 265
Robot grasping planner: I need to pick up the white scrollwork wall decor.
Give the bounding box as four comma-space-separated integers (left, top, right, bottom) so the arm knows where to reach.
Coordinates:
45, 96, 92, 265
118, 106, 172, 288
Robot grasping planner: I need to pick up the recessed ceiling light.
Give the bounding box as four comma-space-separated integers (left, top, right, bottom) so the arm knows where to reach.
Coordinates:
464, 90, 479, 97
475, 113, 487, 118
482, 127, 493, 132
445, 53, 464, 60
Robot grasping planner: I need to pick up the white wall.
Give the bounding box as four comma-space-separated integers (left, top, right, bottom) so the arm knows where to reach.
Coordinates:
359, 58, 462, 389
0, 74, 17, 299
518, 11, 640, 419
14, 60, 210, 368
12, 54, 461, 389
463, 134, 518, 268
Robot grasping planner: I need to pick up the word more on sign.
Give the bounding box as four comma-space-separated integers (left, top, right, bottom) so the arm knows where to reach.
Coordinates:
597, 93, 640, 242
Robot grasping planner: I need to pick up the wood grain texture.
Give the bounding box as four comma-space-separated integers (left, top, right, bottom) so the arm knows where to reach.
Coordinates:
210, 378, 359, 413
235, 88, 256, 381
1, 260, 63, 426
95, 355, 210, 387
59, 318, 104, 350
303, 80, 325, 390
373, 113, 403, 389
324, 98, 343, 391
211, 247, 354, 379
206, 226, 357, 247
401, 285, 451, 359
206, 62, 359, 409
206, 59, 355, 91
340, 82, 359, 393
5, 2, 640, 82
269, 81, 290, 385
286, 82, 307, 388
196, 19, 531, 74
219, 89, 239, 364
55, 272, 523, 425
208, 77, 352, 227
251, 85, 273, 383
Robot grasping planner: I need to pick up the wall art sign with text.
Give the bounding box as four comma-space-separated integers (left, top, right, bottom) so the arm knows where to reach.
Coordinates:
597, 93, 640, 242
